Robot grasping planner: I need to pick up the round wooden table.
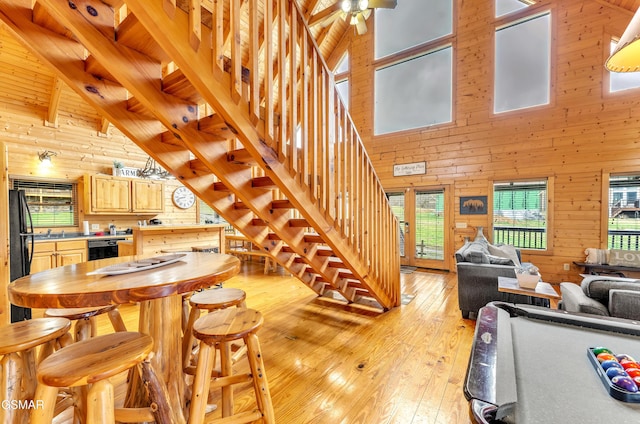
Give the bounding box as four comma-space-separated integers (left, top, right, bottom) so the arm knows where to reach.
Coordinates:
8, 252, 241, 424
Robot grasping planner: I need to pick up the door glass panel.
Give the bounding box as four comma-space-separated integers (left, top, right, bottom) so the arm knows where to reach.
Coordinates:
387, 192, 405, 257
415, 190, 444, 260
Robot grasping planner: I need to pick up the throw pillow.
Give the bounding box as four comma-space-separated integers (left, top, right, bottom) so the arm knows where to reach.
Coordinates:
486, 254, 514, 265
487, 244, 521, 267
584, 248, 609, 264
463, 241, 490, 264
609, 250, 640, 267
455, 242, 470, 263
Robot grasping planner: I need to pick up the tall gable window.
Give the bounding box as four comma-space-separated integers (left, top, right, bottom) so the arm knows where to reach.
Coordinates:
494, 7, 551, 113
334, 53, 350, 109
496, 0, 532, 18
374, 0, 453, 135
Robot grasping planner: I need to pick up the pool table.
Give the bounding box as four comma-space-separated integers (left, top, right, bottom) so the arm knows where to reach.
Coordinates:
464, 302, 640, 423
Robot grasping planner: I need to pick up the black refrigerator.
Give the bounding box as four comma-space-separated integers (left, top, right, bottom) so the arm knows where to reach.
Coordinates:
8, 189, 33, 322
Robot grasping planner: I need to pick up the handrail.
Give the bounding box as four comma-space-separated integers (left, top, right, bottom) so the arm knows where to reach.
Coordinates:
180, 0, 400, 300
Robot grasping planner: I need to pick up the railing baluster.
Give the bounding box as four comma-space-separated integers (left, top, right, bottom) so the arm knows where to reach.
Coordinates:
278, 0, 287, 157
249, 0, 260, 123
300, 28, 309, 186
264, 0, 274, 146
164, 0, 177, 18
288, 7, 298, 172
311, 50, 319, 201
230, 0, 241, 103
189, 0, 201, 50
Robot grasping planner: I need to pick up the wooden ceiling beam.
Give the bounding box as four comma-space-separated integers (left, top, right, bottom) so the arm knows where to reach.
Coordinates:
308, 2, 341, 27
325, 28, 350, 71
45, 76, 63, 128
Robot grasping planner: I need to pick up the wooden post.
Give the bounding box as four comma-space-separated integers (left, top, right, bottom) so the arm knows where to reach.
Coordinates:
1, 142, 10, 326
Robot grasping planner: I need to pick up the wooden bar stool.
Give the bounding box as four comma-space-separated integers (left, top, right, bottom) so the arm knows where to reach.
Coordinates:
182, 288, 247, 370
188, 308, 274, 424
31, 332, 156, 424
0, 317, 71, 424
44, 305, 127, 341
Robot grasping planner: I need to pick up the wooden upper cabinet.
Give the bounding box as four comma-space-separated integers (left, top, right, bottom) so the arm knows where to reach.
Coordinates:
132, 180, 164, 213
85, 175, 164, 214
90, 175, 131, 213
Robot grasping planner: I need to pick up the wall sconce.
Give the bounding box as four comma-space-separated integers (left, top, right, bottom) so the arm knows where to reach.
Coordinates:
38, 150, 57, 163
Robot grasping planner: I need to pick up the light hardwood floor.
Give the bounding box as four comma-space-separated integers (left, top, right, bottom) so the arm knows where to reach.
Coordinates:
46, 260, 476, 424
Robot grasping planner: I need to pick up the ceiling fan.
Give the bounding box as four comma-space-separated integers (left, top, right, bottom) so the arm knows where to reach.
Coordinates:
309, 0, 398, 35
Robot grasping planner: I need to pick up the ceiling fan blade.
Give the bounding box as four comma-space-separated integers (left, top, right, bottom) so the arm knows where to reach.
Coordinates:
308, 2, 343, 27
355, 13, 368, 35
368, 0, 398, 9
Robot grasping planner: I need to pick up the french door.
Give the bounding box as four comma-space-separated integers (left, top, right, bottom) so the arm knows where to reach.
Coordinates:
387, 186, 451, 270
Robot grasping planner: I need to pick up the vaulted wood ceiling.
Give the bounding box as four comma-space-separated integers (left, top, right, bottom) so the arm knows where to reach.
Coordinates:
1, 0, 639, 133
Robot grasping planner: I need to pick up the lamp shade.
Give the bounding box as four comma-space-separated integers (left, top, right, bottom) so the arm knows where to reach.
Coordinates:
606, 8, 640, 72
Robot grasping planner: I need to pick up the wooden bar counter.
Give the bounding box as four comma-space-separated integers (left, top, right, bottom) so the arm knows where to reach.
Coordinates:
8, 252, 240, 423
131, 224, 226, 255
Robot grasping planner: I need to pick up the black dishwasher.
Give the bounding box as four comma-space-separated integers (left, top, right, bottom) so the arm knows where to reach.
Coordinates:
88, 238, 126, 260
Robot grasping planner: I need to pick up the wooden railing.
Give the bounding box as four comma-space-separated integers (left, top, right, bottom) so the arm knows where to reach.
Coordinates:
495, 226, 640, 251
609, 230, 640, 250
493, 226, 546, 249
159, 0, 401, 304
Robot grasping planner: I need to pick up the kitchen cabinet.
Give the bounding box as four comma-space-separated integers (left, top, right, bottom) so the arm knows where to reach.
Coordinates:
31, 240, 87, 273
132, 180, 164, 213
84, 175, 164, 214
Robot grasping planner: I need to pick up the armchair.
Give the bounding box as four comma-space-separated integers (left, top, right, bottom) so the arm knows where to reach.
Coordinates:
455, 238, 531, 319
456, 262, 530, 319
559, 275, 640, 320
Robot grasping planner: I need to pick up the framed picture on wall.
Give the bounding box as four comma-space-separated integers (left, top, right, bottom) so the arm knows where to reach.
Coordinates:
460, 196, 488, 215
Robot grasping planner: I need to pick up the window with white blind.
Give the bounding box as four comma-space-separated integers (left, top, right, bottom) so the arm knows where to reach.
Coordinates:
608, 174, 640, 250
493, 179, 548, 249
11, 179, 78, 227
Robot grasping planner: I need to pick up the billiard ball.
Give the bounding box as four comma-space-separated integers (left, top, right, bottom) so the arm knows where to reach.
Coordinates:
620, 360, 640, 370
625, 368, 640, 379
593, 347, 613, 355
606, 367, 628, 379
597, 353, 617, 363
601, 360, 624, 370
616, 354, 636, 362
612, 375, 639, 393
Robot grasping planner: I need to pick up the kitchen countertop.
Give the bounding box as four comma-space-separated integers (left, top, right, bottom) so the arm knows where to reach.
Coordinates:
134, 224, 226, 232
33, 234, 132, 242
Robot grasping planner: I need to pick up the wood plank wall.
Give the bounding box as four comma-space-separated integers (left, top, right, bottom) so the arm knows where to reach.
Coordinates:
349, 0, 640, 283
1, 0, 638, 291
0, 26, 203, 235
1, 142, 9, 326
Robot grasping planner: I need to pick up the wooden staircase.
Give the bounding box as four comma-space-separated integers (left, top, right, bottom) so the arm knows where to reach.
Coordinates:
0, 0, 401, 310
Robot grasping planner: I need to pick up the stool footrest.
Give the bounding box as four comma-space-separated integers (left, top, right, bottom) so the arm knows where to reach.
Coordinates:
210, 409, 263, 424
209, 373, 253, 389
114, 407, 155, 423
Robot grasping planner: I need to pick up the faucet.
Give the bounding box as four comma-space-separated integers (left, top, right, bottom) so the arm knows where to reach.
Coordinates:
61, 230, 65, 238
46, 229, 52, 238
